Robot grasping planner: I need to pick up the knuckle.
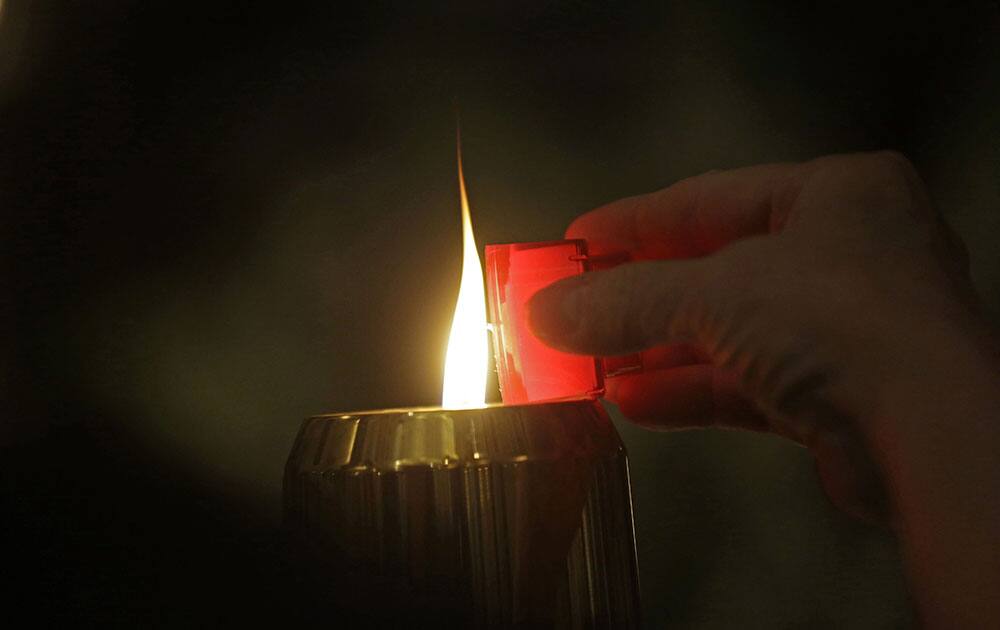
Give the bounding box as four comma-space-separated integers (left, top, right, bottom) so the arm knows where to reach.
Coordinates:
617, 263, 656, 347
708, 238, 775, 299
698, 243, 844, 421
694, 239, 781, 341
809, 150, 935, 226
869, 149, 916, 176
865, 151, 924, 195
851, 150, 918, 191
810, 150, 919, 192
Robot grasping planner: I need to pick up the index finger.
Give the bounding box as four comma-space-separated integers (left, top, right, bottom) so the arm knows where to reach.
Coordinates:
567, 162, 807, 259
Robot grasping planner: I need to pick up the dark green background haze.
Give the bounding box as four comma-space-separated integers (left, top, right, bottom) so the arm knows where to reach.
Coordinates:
2, 1, 998, 627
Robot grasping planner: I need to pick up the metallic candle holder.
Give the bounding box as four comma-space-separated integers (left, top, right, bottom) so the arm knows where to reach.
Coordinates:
283, 398, 641, 627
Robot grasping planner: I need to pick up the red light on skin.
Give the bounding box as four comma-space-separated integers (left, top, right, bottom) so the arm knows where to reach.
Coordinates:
485, 240, 642, 405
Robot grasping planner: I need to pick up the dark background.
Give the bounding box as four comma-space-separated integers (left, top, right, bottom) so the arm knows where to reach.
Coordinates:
2, 1, 998, 627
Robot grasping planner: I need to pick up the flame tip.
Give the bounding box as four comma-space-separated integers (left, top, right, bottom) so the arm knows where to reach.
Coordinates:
441, 141, 489, 409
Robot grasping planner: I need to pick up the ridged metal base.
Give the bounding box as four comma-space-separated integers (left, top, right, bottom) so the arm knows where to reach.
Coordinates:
284, 399, 640, 628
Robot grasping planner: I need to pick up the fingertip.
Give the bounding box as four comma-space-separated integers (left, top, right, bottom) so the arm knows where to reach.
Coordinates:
564, 202, 617, 240
565, 208, 639, 257
608, 366, 715, 428
606, 366, 769, 433
563, 213, 588, 241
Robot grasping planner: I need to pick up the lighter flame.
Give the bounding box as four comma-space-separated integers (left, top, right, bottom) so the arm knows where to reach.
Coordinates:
441, 141, 488, 409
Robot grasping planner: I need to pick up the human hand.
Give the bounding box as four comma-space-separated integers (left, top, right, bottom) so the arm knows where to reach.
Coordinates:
529, 151, 1000, 626
528, 152, 993, 523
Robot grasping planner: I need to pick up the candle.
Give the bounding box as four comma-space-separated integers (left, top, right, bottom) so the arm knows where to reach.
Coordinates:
283, 139, 641, 627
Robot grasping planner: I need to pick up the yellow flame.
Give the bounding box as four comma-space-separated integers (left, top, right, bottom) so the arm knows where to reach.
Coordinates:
441, 140, 488, 409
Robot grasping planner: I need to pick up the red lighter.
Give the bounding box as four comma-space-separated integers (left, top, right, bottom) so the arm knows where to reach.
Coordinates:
485, 239, 643, 405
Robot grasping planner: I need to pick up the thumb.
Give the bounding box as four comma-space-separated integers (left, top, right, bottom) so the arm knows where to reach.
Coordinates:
527, 259, 707, 356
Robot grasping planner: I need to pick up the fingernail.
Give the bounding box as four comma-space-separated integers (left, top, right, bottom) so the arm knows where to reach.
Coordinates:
527, 281, 583, 348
